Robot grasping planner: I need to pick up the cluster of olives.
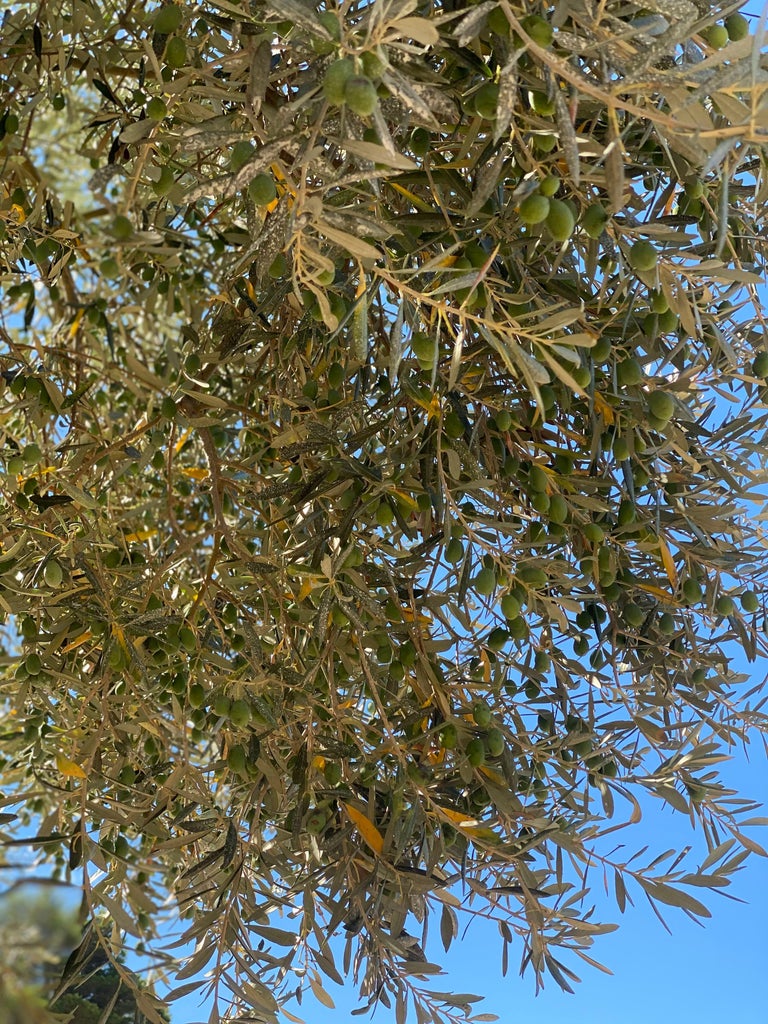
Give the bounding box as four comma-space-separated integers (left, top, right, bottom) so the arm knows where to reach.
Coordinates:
701, 12, 750, 49
438, 701, 507, 768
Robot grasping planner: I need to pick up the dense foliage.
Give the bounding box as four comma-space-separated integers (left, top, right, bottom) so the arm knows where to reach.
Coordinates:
1, 1, 768, 1021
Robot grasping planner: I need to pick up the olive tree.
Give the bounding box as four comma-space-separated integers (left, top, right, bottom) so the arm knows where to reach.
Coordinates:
1, 1, 767, 1021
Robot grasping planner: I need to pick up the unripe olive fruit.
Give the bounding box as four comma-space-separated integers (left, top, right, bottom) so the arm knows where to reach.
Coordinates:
659, 312, 681, 339
248, 173, 277, 206
488, 413, 511, 437
548, 493, 568, 524
703, 24, 729, 49
110, 215, 133, 240
581, 203, 608, 239
153, 4, 183, 34
411, 128, 430, 156
546, 199, 575, 241
486, 626, 508, 651
160, 395, 177, 419
616, 357, 643, 387
344, 76, 378, 117
682, 578, 703, 604
474, 567, 496, 595
519, 193, 550, 225
521, 14, 554, 46
227, 745, 247, 773
25, 652, 42, 675
322, 58, 354, 105
439, 723, 458, 749
269, 253, 289, 279
230, 140, 255, 172
466, 738, 486, 767
649, 290, 669, 313
591, 336, 611, 363
582, 522, 605, 543
229, 699, 251, 727
623, 603, 645, 628
612, 436, 630, 462
530, 91, 556, 116
188, 683, 206, 707
533, 133, 557, 152
647, 390, 674, 423
165, 36, 187, 68
443, 411, 465, 439
741, 590, 759, 612
445, 538, 464, 564
751, 351, 768, 378
500, 593, 521, 620
684, 175, 705, 199
361, 49, 386, 79
473, 704, 495, 729
44, 560, 64, 587
317, 10, 341, 41
375, 502, 394, 527
146, 97, 168, 120
485, 728, 505, 757
412, 332, 434, 362
306, 810, 327, 834
629, 240, 658, 271
574, 635, 589, 656
658, 612, 676, 635
725, 13, 749, 40
538, 174, 560, 197
487, 7, 510, 35
152, 166, 175, 196
474, 82, 500, 120
213, 694, 232, 718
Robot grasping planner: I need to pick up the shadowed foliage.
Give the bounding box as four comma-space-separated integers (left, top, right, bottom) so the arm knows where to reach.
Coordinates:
1, 1, 767, 1021
0, 889, 164, 1022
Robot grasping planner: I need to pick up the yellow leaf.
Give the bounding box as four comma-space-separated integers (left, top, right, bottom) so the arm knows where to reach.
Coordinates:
174, 428, 192, 454
342, 802, 384, 855
180, 466, 209, 481
60, 630, 93, 654
401, 608, 431, 624
124, 529, 157, 543
657, 535, 678, 588
635, 582, 674, 600
434, 804, 478, 828
298, 579, 313, 602
592, 392, 616, 425
56, 753, 87, 779
68, 309, 85, 338
479, 766, 507, 787
461, 825, 501, 844
388, 181, 434, 213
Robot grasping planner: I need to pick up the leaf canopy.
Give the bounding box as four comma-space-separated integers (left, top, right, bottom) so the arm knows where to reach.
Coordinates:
1, 1, 768, 1021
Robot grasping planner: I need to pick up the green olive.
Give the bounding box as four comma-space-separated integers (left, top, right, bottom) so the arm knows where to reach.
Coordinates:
153, 4, 183, 34
473, 82, 500, 120
629, 240, 658, 272
466, 738, 486, 767
474, 567, 496, 595
518, 194, 550, 225
344, 76, 378, 117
